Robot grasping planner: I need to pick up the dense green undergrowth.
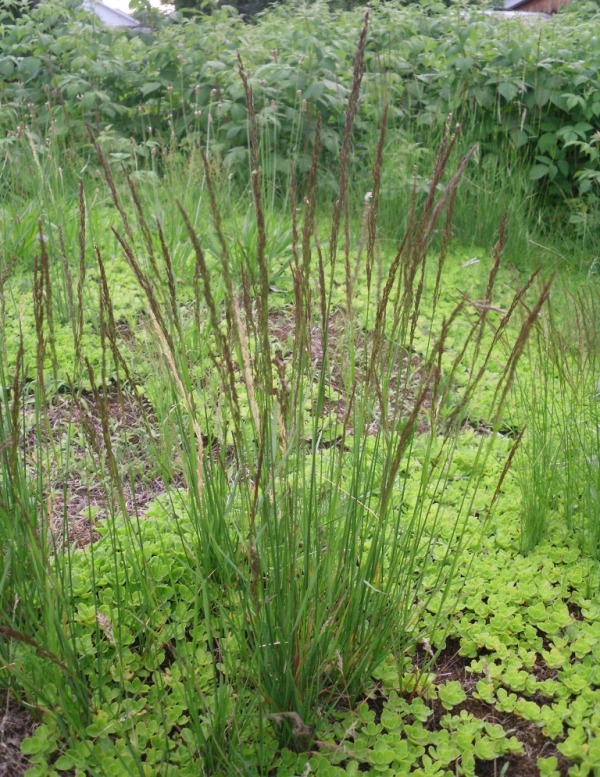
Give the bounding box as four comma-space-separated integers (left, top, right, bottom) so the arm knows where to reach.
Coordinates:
1, 0, 599, 250
2, 220, 599, 774
2, 169, 599, 774
18, 470, 600, 776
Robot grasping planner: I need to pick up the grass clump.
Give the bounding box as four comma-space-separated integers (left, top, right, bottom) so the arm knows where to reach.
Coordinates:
0, 13, 554, 774
515, 284, 600, 566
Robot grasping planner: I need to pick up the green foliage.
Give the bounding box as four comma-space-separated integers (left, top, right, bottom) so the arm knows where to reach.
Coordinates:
438, 680, 467, 710
0, 0, 598, 241
513, 285, 600, 561
0, 0, 40, 22
0, 41, 552, 775
0, 4, 599, 776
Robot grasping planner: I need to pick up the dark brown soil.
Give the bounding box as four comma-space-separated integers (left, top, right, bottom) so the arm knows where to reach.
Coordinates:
0, 695, 35, 777
22, 389, 184, 548
421, 638, 570, 777
269, 309, 431, 435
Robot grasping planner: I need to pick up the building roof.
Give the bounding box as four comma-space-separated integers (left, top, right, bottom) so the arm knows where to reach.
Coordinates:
486, 8, 551, 18
81, 0, 142, 27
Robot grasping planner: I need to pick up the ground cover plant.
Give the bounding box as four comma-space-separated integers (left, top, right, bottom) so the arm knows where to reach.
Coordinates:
1, 3, 600, 777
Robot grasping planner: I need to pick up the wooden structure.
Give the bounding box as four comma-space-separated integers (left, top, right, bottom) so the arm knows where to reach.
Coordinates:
503, 0, 574, 13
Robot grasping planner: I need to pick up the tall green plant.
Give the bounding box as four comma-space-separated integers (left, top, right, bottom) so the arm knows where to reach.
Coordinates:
90, 14, 550, 756
515, 282, 600, 561
0, 10, 558, 773
0, 348, 91, 741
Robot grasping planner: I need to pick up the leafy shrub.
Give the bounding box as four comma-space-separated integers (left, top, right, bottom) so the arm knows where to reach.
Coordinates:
0, 0, 598, 224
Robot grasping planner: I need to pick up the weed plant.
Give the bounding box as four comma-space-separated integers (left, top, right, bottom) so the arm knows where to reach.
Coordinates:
515, 283, 600, 563
514, 323, 563, 553
0, 15, 555, 775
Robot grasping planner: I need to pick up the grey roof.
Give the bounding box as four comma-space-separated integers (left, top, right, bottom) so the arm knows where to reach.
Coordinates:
82, 0, 143, 27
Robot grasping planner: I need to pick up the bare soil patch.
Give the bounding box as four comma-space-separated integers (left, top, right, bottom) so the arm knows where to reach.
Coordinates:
22, 389, 183, 548
0, 695, 35, 777
269, 309, 432, 435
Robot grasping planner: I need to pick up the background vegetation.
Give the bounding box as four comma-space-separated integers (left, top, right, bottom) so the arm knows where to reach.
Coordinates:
1, 0, 599, 254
